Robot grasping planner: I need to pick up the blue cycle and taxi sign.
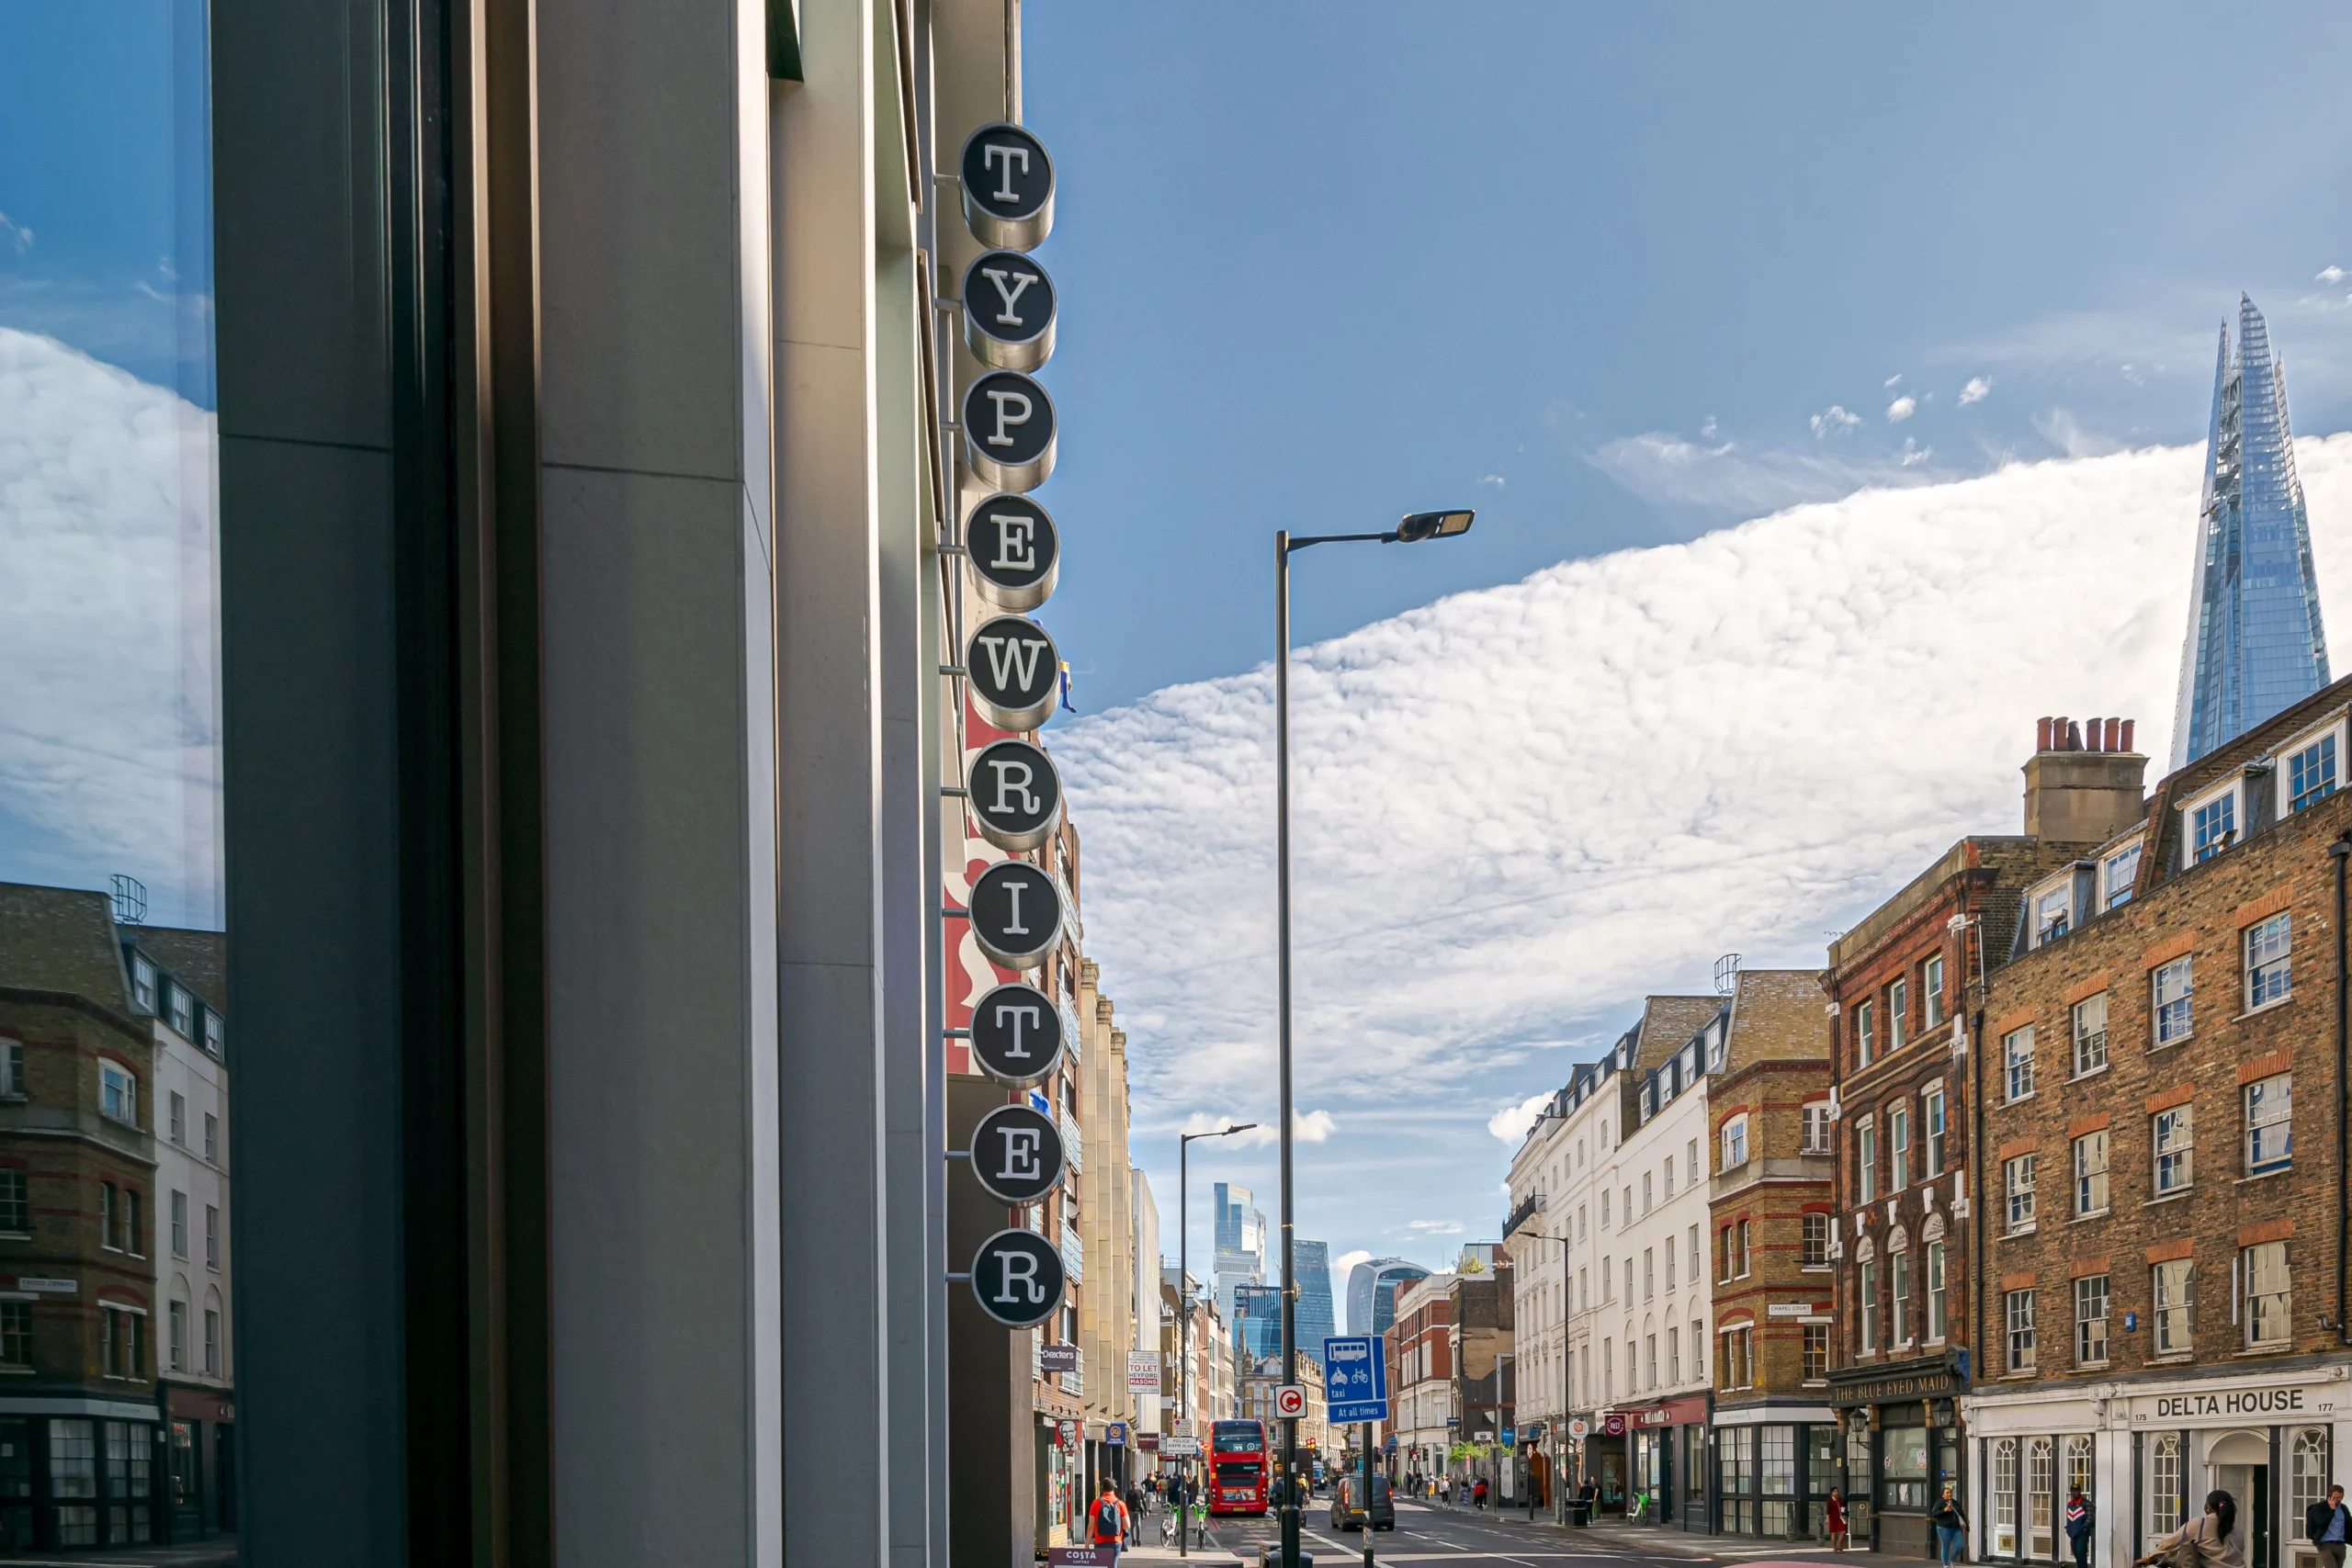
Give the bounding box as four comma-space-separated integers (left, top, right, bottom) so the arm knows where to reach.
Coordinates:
1322, 1335, 1389, 1425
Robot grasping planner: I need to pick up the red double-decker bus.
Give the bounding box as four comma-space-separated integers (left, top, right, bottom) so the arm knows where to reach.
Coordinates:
1209, 1419, 1269, 1516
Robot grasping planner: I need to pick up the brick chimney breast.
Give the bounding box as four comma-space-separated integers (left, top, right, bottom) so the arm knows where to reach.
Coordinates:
2023, 715, 2151, 842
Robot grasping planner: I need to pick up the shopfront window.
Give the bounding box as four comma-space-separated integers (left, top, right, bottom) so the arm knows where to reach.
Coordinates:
2150, 1434, 2184, 1536
2293, 1430, 2329, 1539
2027, 1438, 2054, 1558
1722, 1427, 1755, 1535
1761, 1427, 1796, 1537
1991, 1439, 2018, 1556
1881, 1426, 1928, 1511
1809, 1427, 1838, 1540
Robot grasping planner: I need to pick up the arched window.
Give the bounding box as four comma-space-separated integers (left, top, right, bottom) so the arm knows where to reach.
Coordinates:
2294, 1430, 2331, 1538
2028, 1438, 2055, 1557
1992, 1439, 2019, 1556
2065, 1435, 2093, 1502
2151, 1435, 2183, 1535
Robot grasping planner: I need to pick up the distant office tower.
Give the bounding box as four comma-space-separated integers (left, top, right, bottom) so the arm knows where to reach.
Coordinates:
1293, 1240, 1336, 1359
1214, 1182, 1265, 1321
1345, 1257, 1431, 1337
2173, 295, 2331, 766
1233, 1283, 1284, 1368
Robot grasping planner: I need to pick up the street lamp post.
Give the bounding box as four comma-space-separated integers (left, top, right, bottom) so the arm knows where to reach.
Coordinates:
1273, 509, 1474, 1568
1181, 1121, 1257, 1558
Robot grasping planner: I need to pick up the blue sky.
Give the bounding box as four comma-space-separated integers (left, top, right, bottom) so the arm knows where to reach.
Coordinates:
1024, 4, 2352, 713
1022, 3, 2352, 1282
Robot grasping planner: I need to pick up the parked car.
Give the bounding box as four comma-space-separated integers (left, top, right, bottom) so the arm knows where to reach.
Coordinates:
1329, 1472, 1396, 1532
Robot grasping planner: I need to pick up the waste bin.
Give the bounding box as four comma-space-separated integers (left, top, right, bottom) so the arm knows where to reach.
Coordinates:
1567, 1501, 1590, 1528
1258, 1550, 1314, 1568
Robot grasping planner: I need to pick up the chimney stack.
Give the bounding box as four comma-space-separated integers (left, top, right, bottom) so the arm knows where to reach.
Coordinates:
2024, 712, 2149, 841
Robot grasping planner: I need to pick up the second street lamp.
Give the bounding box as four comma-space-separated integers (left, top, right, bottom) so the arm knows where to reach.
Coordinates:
1272, 509, 1475, 1568
1179, 1120, 1256, 1557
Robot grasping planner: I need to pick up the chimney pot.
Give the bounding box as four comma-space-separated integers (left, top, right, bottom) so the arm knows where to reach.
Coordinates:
2120, 718, 2135, 753
2038, 716, 2053, 751
2086, 716, 2104, 751
2104, 717, 2121, 751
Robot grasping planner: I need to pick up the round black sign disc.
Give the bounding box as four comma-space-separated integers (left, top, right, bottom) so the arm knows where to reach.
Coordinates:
959, 123, 1055, 251
966, 494, 1059, 614
967, 860, 1063, 970
962, 370, 1057, 492
962, 249, 1057, 373
965, 615, 1061, 732
968, 981, 1064, 1087
969, 1102, 1065, 1206
967, 738, 1062, 853
969, 1227, 1068, 1328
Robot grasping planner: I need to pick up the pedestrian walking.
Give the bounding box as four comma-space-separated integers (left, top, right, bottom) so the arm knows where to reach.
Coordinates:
2067, 1487, 2095, 1568
1474, 1475, 1489, 1510
2135, 1490, 2245, 1568
1930, 1484, 1967, 1566
2308, 1484, 2350, 1568
1826, 1487, 1849, 1551
1089, 1478, 1131, 1562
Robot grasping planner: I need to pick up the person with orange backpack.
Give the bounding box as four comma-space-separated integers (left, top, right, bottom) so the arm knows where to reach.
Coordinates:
1089, 1478, 1131, 1560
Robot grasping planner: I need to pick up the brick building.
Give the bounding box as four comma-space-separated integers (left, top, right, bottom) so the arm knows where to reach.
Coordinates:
1962, 690, 2352, 1568
1825, 736, 2139, 1555
1704, 968, 1837, 1540
1449, 1251, 1515, 1495
1388, 1271, 1453, 1484
0, 883, 228, 1551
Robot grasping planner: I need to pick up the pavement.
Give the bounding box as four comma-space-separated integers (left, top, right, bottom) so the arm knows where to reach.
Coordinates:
1106, 1499, 1957, 1568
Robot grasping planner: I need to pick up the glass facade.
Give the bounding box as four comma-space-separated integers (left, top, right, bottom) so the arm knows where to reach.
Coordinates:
2172, 295, 2332, 765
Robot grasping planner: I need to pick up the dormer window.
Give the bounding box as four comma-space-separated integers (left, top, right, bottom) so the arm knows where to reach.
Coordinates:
2103, 842, 2143, 910
166, 983, 195, 1039
2188, 783, 2239, 863
2034, 884, 2071, 944
129, 953, 158, 1014
2287, 726, 2343, 812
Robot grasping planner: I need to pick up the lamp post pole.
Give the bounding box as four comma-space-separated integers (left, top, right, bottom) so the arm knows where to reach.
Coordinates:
1272, 511, 1474, 1568
1181, 1122, 1255, 1558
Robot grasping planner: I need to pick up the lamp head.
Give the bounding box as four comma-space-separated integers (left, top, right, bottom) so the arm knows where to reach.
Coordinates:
1224, 1122, 1260, 1135
1395, 509, 1475, 544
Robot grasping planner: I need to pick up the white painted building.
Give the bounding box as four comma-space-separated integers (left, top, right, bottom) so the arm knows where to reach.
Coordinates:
1130, 1169, 1159, 1434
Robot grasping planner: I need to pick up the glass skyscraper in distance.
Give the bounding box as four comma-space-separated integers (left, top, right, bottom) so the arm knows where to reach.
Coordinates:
1346, 1257, 1432, 1337
1293, 1240, 1336, 1359
2172, 295, 2331, 766
1235, 1283, 1283, 1366
1214, 1181, 1266, 1321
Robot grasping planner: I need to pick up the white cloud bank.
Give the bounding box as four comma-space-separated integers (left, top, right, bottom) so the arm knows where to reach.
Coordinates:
1057, 435, 2352, 1132
0, 329, 220, 926
1488, 1091, 1555, 1145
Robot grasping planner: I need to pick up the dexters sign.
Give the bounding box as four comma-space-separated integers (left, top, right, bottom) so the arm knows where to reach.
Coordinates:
1322, 1336, 1389, 1425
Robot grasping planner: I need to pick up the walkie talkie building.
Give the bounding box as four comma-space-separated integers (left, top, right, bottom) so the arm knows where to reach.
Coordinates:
2171, 296, 2332, 765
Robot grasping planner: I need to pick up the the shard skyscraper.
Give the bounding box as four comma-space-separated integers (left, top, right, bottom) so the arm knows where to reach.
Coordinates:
2171, 295, 2331, 766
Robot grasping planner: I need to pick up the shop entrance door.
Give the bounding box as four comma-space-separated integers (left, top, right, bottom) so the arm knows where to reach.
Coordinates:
2216, 1463, 2271, 1568
1598, 1447, 1625, 1514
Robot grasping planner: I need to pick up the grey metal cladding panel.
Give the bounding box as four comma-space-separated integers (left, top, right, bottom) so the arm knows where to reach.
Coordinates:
215, 435, 407, 1566
540, 465, 758, 1560
537, 0, 747, 482
209, 0, 392, 449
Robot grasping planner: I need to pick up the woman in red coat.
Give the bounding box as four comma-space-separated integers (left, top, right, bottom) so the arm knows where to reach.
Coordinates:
1826, 1489, 1849, 1551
